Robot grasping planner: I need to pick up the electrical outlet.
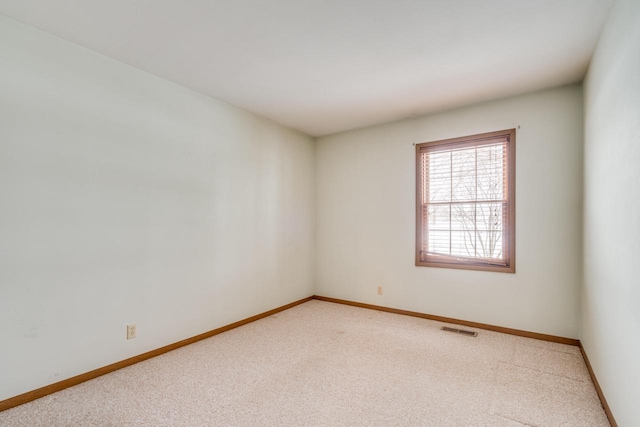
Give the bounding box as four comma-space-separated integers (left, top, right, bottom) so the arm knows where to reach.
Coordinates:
126, 324, 136, 340
377, 286, 383, 295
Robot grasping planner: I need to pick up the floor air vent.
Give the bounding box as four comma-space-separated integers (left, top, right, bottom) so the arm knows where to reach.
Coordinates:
441, 326, 478, 337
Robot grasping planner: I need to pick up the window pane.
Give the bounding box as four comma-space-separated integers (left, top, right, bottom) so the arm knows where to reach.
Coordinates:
428, 230, 450, 255
428, 204, 450, 231
476, 202, 505, 259
476, 231, 503, 259
476, 202, 504, 232
428, 151, 451, 202
476, 144, 504, 201
451, 230, 476, 258
452, 149, 476, 202
451, 203, 475, 231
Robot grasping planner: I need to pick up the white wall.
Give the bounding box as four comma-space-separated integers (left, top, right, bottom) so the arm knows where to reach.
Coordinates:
0, 16, 314, 401
316, 85, 584, 339
582, 0, 640, 425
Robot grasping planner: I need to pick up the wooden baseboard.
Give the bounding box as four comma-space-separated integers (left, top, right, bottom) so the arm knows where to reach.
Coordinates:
0, 296, 313, 412
579, 343, 618, 427
312, 295, 580, 346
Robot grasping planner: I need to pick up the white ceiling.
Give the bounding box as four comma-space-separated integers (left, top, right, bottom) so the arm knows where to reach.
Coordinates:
0, 0, 613, 136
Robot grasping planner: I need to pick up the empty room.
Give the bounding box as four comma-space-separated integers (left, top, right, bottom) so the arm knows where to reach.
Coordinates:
0, 0, 638, 426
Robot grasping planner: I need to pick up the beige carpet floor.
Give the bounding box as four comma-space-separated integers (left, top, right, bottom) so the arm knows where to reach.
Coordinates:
0, 300, 609, 426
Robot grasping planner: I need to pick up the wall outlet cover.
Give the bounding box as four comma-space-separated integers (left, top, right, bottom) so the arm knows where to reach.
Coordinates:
126, 324, 137, 340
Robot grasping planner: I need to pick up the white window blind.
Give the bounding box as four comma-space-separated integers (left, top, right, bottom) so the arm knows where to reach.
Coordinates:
416, 130, 515, 272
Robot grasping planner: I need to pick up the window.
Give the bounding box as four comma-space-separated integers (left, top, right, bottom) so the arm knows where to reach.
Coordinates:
415, 129, 515, 273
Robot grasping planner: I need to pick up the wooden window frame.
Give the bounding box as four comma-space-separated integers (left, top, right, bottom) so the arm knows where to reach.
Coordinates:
415, 129, 516, 273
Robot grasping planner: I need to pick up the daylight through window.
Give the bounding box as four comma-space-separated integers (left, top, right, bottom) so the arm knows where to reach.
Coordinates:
415, 129, 515, 272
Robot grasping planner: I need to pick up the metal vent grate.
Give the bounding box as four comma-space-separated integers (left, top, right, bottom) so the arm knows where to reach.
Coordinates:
440, 326, 478, 337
